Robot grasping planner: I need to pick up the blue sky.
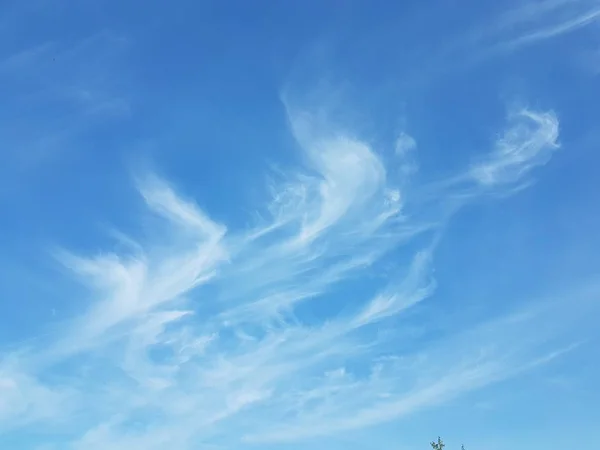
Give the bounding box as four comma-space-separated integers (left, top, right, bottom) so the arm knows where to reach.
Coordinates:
1, 0, 600, 449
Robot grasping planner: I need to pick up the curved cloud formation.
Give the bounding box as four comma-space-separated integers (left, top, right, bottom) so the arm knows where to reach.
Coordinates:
0, 100, 576, 449
470, 109, 559, 185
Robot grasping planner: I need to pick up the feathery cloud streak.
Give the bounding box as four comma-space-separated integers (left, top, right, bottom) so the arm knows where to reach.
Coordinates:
0, 97, 577, 449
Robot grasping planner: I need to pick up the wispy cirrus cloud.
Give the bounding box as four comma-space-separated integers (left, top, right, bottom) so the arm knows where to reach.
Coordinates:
0, 365, 77, 430
470, 108, 559, 186
408, 0, 600, 83
0, 86, 590, 450
0, 29, 131, 180
488, 0, 600, 51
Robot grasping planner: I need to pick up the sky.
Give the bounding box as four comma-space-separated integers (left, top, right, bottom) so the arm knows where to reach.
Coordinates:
1, 0, 600, 449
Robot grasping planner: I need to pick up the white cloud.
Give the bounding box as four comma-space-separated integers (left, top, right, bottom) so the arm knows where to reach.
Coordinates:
395, 132, 419, 178
470, 108, 559, 186
395, 132, 417, 155
496, 2, 600, 50
429, 0, 600, 75
0, 365, 76, 430
352, 250, 435, 328
0, 93, 585, 449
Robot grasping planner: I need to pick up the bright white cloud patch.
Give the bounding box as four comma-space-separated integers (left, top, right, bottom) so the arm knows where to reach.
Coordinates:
0, 100, 580, 449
